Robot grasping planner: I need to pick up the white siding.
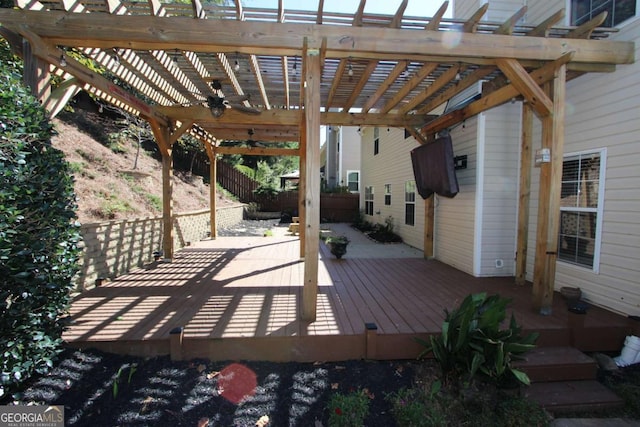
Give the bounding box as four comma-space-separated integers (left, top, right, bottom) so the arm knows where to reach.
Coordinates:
455, 0, 526, 21
454, 0, 483, 20
480, 104, 521, 276
524, 0, 565, 25
525, 19, 640, 316
339, 126, 361, 186
359, 127, 425, 249
435, 118, 479, 275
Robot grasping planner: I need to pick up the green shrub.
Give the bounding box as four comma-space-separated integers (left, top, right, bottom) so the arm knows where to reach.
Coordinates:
418, 293, 538, 387
0, 41, 81, 399
327, 389, 371, 427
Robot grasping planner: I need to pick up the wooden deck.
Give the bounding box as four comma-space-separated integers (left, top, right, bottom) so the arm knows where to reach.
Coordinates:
64, 230, 633, 362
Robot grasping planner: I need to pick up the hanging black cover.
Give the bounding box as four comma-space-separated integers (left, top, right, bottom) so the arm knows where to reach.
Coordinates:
410, 134, 459, 199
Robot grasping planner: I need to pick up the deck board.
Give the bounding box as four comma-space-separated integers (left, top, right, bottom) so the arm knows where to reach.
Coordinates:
64, 231, 632, 361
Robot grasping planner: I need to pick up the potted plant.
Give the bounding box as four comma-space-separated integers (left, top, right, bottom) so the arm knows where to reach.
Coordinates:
325, 235, 350, 259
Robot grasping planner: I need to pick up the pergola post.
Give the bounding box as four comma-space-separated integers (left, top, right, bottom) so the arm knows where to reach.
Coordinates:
532, 65, 566, 314
423, 195, 434, 259
148, 118, 174, 260
515, 102, 533, 285
301, 48, 322, 321
298, 118, 307, 258
204, 143, 217, 239
22, 39, 51, 106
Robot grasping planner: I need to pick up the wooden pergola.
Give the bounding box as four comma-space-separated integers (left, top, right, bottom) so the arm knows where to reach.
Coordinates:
0, 1, 634, 320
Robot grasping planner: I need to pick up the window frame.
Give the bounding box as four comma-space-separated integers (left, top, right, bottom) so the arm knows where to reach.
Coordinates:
384, 183, 391, 206
365, 186, 374, 216
557, 148, 607, 273
405, 180, 416, 226
373, 127, 380, 156
569, 0, 639, 27
347, 170, 360, 193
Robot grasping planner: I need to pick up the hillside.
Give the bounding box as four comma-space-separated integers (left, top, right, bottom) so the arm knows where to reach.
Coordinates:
51, 109, 235, 224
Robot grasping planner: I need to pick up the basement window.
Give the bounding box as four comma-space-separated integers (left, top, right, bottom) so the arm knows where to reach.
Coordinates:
558, 149, 606, 272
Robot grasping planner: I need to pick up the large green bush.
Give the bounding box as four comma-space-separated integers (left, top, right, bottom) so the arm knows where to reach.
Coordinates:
0, 41, 81, 399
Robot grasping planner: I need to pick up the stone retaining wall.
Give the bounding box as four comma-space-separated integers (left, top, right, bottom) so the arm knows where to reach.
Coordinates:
77, 204, 245, 290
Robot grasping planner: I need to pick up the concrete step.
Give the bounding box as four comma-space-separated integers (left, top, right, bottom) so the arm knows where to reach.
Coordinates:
514, 346, 598, 382
523, 380, 624, 414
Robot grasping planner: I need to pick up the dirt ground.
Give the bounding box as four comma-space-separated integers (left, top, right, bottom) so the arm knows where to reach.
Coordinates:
51, 110, 232, 225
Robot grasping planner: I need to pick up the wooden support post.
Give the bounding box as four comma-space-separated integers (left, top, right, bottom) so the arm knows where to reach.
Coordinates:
204, 143, 217, 239
532, 65, 566, 314
301, 49, 322, 322
423, 195, 434, 258
298, 118, 307, 258
149, 118, 174, 261
22, 39, 51, 107
161, 152, 174, 260
515, 103, 533, 285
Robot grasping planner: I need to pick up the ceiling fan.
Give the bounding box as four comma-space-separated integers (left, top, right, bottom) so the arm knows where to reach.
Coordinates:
203, 80, 261, 118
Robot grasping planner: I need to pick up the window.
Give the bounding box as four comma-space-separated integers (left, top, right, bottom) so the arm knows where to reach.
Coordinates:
558, 150, 605, 271
571, 0, 637, 27
384, 184, 391, 205
365, 186, 374, 216
347, 170, 360, 192
373, 127, 379, 155
405, 180, 416, 226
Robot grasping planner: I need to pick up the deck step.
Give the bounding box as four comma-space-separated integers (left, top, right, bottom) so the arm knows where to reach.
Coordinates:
523, 380, 624, 414
515, 346, 598, 382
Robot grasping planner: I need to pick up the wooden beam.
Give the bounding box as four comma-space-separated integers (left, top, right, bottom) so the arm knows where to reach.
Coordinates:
3, 11, 634, 65
214, 146, 299, 156
301, 49, 322, 322
463, 4, 489, 33
515, 102, 533, 285
495, 6, 527, 35
528, 9, 565, 37
390, 0, 407, 28
316, 0, 324, 24
425, 1, 448, 31
422, 52, 574, 135
565, 11, 608, 39
404, 126, 427, 145
22, 39, 51, 109
379, 63, 438, 114
353, 0, 366, 27
168, 120, 194, 145
361, 60, 407, 113
399, 64, 464, 115
496, 58, 553, 117
342, 60, 378, 111
46, 76, 81, 118
416, 66, 494, 115
155, 105, 426, 127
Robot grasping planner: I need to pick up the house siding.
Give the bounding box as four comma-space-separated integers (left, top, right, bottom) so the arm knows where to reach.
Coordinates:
455, 0, 526, 21
359, 127, 425, 249
435, 118, 479, 276
339, 126, 361, 187
524, 0, 565, 26
525, 17, 640, 316
479, 104, 521, 276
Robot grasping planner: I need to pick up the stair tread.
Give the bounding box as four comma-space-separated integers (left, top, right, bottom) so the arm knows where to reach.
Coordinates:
524, 380, 623, 413
515, 346, 596, 367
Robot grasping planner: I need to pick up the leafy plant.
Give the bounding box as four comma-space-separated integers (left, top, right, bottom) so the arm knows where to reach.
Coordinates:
327, 388, 371, 427
417, 293, 538, 387
112, 363, 137, 399
0, 40, 81, 399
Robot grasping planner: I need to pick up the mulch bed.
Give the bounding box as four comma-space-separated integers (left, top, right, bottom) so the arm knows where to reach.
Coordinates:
10, 348, 419, 427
